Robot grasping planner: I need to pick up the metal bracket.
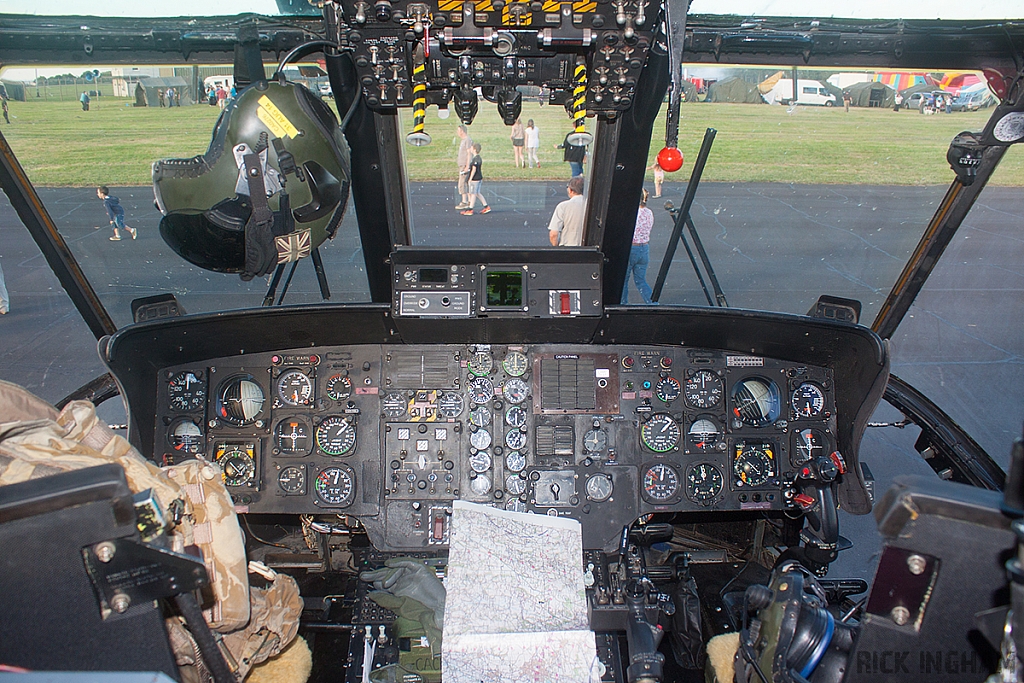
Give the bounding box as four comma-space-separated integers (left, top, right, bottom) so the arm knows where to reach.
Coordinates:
82, 538, 209, 620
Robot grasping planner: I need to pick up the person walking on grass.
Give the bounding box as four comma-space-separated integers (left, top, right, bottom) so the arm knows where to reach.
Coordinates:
80, 91, 90, 111
510, 118, 525, 168
461, 143, 491, 216
525, 119, 540, 168
96, 186, 136, 241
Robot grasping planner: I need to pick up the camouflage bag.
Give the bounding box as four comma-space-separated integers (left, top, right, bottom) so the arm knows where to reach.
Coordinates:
0, 380, 303, 679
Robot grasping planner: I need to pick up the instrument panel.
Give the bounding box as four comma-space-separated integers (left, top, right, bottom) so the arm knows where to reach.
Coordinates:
155, 344, 838, 551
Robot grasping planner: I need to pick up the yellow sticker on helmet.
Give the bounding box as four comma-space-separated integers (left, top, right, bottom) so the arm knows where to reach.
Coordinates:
257, 95, 300, 138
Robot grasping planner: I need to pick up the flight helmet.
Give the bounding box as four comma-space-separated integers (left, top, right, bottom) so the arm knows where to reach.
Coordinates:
153, 77, 350, 279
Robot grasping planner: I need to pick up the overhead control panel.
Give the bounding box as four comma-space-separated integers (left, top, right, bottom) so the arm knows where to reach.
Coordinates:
154, 340, 841, 552
391, 248, 603, 318
323, 0, 658, 122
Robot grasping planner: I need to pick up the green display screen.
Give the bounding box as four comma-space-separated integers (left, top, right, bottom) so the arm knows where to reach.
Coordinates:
486, 271, 523, 307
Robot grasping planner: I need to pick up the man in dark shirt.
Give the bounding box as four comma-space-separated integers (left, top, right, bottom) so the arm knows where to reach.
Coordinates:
96, 186, 136, 241
557, 132, 587, 178
460, 143, 491, 215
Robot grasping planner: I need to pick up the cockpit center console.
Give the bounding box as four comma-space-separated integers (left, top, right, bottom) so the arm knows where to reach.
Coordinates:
140, 250, 859, 556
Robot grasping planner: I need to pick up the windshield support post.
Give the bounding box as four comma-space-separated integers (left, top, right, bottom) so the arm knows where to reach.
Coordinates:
601, 47, 669, 304
0, 129, 116, 339
872, 143, 1008, 339
583, 116, 622, 248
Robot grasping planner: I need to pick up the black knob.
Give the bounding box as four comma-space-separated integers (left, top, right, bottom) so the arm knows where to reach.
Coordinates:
374, 0, 392, 21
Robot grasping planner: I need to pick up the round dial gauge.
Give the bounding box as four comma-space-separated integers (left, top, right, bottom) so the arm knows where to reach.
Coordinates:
731, 377, 782, 427
276, 369, 313, 406
469, 405, 491, 427
656, 376, 681, 403
315, 416, 357, 456
470, 474, 491, 495
315, 466, 355, 507
502, 378, 529, 404
641, 414, 681, 453
438, 392, 465, 418
684, 370, 723, 409
686, 464, 724, 503
469, 451, 492, 473
467, 350, 493, 377
506, 451, 526, 473
277, 465, 305, 494
169, 418, 203, 454
469, 377, 494, 405
505, 405, 527, 427
793, 428, 828, 465
274, 417, 313, 455
734, 442, 776, 487
642, 463, 680, 503
791, 382, 825, 419
215, 375, 265, 426
505, 429, 527, 451
585, 473, 614, 502
584, 429, 607, 452
470, 428, 492, 451
687, 417, 723, 452
218, 447, 255, 487
325, 374, 352, 401
382, 392, 407, 417
506, 474, 527, 496
505, 499, 527, 512
994, 112, 1024, 143
503, 350, 528, 377
168, 371, 206, 412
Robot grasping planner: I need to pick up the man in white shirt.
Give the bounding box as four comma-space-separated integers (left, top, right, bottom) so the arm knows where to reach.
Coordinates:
548, 176, 585, 246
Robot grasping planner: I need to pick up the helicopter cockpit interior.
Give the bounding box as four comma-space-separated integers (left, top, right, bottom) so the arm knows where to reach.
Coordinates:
1, 0, 1024, 681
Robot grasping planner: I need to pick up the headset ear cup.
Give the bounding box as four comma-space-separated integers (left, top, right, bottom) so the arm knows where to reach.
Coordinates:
293, 161, 343, 223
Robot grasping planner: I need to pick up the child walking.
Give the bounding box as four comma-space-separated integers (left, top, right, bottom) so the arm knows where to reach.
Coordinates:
96, 186, 136, 241
460, 143, 491, 215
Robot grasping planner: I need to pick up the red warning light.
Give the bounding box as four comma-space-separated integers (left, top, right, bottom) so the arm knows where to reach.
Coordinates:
657, 147, 684, 172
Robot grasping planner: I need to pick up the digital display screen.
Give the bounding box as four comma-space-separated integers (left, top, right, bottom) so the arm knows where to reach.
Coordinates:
486, 271, 523, 307
418, 268, 449, 283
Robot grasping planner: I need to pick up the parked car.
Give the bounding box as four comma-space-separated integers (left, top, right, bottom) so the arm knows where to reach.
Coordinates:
951, 89, 996, 111
902, 90, 948, 110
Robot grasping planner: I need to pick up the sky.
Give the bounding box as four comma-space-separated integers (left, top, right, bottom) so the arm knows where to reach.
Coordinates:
2, 0, 1021, 19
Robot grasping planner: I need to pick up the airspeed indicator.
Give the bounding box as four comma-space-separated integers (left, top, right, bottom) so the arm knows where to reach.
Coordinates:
641, 413, 680, 452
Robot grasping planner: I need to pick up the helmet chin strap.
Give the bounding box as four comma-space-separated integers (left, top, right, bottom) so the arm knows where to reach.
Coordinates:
240, 151, 278, 281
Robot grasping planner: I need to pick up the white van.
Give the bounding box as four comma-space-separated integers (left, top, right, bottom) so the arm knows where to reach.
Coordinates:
766, 79, 838, 107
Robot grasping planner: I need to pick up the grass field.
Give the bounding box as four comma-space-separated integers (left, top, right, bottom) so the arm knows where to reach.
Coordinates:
2, 95, 1022, 186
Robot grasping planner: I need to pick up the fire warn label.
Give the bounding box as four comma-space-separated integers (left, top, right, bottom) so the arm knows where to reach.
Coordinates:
257, 95, 299, 138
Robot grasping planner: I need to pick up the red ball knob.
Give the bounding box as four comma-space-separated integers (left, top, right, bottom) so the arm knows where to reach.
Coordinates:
657, 147, 684, 172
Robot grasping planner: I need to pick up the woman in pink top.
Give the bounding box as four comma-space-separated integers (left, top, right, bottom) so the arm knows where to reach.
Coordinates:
621, 189, 655, 304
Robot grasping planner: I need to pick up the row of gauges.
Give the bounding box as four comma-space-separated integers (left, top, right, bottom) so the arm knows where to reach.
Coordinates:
466, 349, 528, 377
166, 415, 357, 457
639, 373, 828, 423
379, 377, 529, 419
167, 369, 358, 422
641, 411, 831, 467
641, 440, 781, 505
277, 463, 357, 507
